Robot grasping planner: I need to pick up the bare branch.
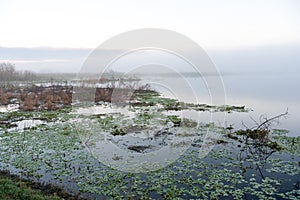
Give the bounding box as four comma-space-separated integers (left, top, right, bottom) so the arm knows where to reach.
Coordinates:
256, 110, 288, 131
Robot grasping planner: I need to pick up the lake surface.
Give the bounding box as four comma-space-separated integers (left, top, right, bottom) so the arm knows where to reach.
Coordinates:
139, 72, 300, 137
106, 48, 299, 137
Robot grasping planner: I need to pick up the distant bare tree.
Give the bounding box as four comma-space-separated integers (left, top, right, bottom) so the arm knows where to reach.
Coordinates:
21, 70, 37, 82
0, 62, 16, 86
0, 62, 37, 86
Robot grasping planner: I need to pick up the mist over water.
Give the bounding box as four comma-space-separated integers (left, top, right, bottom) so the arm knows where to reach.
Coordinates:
139, 72, 299, 137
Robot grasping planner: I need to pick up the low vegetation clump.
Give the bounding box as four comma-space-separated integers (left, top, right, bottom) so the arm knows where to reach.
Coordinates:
235, 111, 288, 151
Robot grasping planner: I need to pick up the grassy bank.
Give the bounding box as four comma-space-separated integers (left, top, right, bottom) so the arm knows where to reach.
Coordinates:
0, 171, 78, 200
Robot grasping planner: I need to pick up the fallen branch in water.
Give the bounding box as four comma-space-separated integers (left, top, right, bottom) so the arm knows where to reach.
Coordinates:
256, 109, 288, 131
235, 110, 289, 151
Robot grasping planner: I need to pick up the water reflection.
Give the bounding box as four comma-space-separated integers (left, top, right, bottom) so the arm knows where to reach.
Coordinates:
237, 135, 276, 179
142, 73, 300, 137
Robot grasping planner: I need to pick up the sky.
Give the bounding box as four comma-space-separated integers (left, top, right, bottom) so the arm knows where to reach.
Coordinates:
0, 0, 300, 50
0, 0, 300, 73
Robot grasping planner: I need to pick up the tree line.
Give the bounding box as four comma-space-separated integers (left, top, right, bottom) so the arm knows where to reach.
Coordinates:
0, 63, 36, 84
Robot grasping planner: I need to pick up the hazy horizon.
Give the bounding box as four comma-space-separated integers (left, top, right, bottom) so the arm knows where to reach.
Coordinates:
1, 43, 300, 74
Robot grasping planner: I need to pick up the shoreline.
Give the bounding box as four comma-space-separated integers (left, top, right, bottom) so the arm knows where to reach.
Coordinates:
0, 170, 81, 200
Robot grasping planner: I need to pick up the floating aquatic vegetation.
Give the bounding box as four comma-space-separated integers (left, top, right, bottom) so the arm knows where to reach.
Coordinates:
132, 90, 248, 113
0, 91, 299, 199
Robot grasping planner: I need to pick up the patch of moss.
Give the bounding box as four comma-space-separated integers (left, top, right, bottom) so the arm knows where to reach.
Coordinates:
111, 127, 126, 136
167, 115, 181, 126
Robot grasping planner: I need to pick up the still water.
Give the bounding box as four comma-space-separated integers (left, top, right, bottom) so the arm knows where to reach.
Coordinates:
140, 72, 299, 137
